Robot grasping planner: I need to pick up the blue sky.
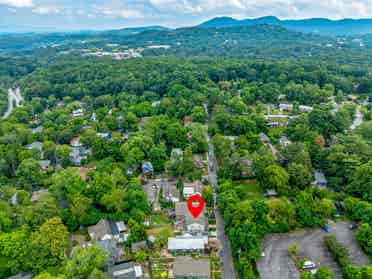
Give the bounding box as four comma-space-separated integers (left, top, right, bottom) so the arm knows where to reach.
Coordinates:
1, 0, 372, 32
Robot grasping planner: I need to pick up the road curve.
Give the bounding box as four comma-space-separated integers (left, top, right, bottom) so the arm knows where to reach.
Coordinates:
2, 87, 23, 119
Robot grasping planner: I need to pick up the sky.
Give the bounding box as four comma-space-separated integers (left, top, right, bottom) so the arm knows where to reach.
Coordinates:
1, 0, 372, 32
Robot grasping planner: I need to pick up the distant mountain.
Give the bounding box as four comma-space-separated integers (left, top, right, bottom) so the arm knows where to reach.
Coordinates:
102, 26, 170, 36
200, 16, 372, 36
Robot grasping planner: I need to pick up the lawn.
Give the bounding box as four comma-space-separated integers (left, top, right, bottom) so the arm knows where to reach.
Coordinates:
233, 179, 263, 200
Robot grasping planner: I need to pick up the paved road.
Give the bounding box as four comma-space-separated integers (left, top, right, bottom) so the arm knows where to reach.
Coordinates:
3, 87, 23, 119
350, 108, 363, 130
205, 105, 236, 279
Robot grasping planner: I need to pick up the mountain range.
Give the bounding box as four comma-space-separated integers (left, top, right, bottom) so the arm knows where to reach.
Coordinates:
199, 16, 372, 36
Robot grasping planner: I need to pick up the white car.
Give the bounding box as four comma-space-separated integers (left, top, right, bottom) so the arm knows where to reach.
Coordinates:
302, 260, 316, 270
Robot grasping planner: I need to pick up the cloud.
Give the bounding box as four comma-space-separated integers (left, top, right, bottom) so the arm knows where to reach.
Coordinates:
0, 0, 33, 8
32, 6, 61, 15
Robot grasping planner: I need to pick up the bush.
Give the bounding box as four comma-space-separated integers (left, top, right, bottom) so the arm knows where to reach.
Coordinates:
356, 223, 372, 255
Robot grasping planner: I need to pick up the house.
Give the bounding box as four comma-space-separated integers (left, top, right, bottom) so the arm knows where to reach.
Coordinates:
108, 261, 143, 279
183, 181, 203, 199
72, 108, 84, 117
267, 121, 281, 128
168, 236, 207, 254
141, 161, 154, 175
131, 240, 147, 253
38, 160, 51, 170
91, 112, 97, 121
97, 238, 124, 265
70, 137, 89, 166
88, 219, 128, 243
312, 171, 327, 188
70, 137, 82, 148
175, 201, 207, 234
162, 183, 180, 203
193, 154, 205, 170
26, 141, 43, 153
299, 105, 313, 112
32, 126, 43, 134
173, 256, 210, 279
279, 103, 293, 111
97, 132, 111, 140
151, 100, 161, 107
6, 273, 32, 279
279, 135, 291, 149
31, 189, 48, 202
264, 189, 278, 198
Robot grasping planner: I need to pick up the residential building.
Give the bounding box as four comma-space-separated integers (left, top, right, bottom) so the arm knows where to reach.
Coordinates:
175, 202, 207, 234
162, 183, 180, 203
279, 135, 291, 149
173, 256, 210, 279
26, 141, 43, 157
299, 105, 313, 112
88, 219, 128, 243
72, 108, 84, 117
97, 132, 111, 140
6, 273, 32, 279
183, 181, 203, 199
141, 161, 154, 175
168, 236, 207, 254
38, 160, 51, 170
312, 171, 327, 188
279, 103, 293, 111
97, 238, 124, 265
108, 261, 143, 279
31, 189, 48, 202
32, 126, 43, 134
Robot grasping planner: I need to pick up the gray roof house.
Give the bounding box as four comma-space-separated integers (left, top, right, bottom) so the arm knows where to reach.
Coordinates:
97, 238, 124, 265
108, 261, 143, 279
88, 219, 128, 243
173, 256, 210, 279
168, 236, 207, 254
6, 273, 32, 279
175, 202, 207, 235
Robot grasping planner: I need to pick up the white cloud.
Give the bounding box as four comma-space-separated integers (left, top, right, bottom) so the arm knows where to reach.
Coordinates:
32, 6, 61, 15
0, 0, 33, 8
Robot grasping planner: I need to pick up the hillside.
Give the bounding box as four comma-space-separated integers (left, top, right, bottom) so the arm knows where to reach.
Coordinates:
200, 16, 372, 36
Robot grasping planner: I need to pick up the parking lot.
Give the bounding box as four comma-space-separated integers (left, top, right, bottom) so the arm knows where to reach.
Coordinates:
330, 221, 370, 267
257, 228, 342, 279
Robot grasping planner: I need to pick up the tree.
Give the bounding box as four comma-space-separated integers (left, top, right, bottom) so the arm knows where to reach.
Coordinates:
31, 217, 69, 272
346, 162, 372, 202
63, 245, 108, 279
0, 228, 32, 277
202, 185, 213, 208
34, 273, 64, 279
261, 165, 290, 195
316, 266, 335, 279
149, 144, 168, 171
16, 158, 43, 189
356, 223, 372, 255
288, 163, 312, 190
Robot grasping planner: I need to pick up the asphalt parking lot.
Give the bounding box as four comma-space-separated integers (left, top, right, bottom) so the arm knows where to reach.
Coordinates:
257, 228, 341, 279
330, 221, 370, 267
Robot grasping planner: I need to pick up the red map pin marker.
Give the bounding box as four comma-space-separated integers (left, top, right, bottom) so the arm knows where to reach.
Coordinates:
187, 194, 205, 219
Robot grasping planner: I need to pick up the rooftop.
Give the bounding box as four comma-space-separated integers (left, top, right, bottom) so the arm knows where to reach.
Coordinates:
173, 256, 210, 278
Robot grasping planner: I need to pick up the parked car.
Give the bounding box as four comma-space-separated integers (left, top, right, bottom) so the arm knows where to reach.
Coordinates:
322, 225, 331, 233
303, 260, 316, 270
349, 223, 358, 230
